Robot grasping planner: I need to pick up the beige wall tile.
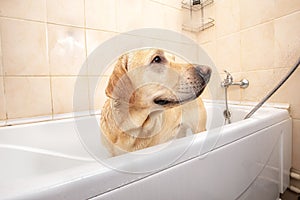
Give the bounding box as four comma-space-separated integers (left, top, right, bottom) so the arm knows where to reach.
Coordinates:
206, 72, 224, 101
86, 29, 116, 57
241, 22, 274, 71
0, 0, 46, 21
292, 119, 300, 170
85, 0, 117, 31
150, 0, 181, 9
0, 78, 6, 120
200, 42, 217, 68
117, 0, 144, 32
216, 33, 241, 73
5, 77, 52, 119
86, 29, 117, 76
215, 0, 240, 37
274, 11, 300, 69
51, 77, 89, 114
0, 32, 2, 76
241, 69, 277, 102
48, 24, 86, 76
271, 68, 300, 119
275, 0, 300, 18
197, 25, 216, 44
227, 87, 241, 102
269, 67, 289, 103
240, 0, 275, 29
201, 71, 224, 101
0, 18, 48, 75
201, 87, 212, 100
46, 0, 84, 27
102, 60, 116, 77
143, 1, 169, 29
162, 4, 182, 32
89, 76, 109, 112
182, 30, 198, 43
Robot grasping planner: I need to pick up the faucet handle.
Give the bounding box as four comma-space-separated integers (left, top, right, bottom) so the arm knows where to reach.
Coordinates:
223, 70, 233, 81
224, 70, 231, 77
221, 70, 233, 88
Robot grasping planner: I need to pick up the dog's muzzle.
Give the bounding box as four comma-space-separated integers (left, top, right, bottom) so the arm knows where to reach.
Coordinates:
153, 65, 212, 106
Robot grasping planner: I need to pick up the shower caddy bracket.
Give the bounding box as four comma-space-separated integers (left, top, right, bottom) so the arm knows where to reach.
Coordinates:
181, 0, 215, 32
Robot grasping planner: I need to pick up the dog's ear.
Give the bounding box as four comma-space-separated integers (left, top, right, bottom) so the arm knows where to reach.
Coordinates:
105, 55, 135, 102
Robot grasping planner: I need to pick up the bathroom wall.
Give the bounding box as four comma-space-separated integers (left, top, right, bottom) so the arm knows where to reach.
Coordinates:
0, 0, 299, 172
197, 0, 300, 171
0, 0, 192, 124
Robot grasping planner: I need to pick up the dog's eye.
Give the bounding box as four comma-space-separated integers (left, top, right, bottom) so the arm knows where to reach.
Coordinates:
151, 56, 162, 63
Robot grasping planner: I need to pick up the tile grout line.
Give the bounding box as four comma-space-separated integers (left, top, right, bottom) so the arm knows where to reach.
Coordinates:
0, 19, 8, 123
83, 0, 92, 114
0, 17, 204, 46
45, 3, 54, 120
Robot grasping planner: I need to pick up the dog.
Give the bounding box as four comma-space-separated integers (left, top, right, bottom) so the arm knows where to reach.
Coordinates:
100, 49, 211, 156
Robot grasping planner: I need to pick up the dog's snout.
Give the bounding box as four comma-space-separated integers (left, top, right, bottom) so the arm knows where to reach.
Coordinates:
195, 65, 211, 84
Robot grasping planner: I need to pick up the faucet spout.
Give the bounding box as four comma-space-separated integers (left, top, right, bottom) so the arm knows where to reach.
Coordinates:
221, 70, 249, 89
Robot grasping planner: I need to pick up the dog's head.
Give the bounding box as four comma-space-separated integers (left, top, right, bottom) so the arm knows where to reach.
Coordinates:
105, 49, 211, 109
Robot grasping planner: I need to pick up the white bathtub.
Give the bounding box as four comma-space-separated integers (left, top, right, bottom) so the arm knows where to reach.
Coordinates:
0, 101, 291, 200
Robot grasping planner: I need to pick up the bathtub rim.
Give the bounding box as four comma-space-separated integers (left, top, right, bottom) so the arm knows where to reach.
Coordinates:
0, 100, 290, 127
0, 118, 291, 200
0, 101, 291, 200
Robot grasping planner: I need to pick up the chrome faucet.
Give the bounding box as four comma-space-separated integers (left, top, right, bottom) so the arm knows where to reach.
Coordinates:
221, 70, 249, 124
221, 70, 249, 88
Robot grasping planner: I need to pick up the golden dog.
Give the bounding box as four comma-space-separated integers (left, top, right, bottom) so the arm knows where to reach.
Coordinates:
100, 49, 211, 156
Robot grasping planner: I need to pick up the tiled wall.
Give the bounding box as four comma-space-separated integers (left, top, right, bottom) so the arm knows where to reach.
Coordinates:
0, 0, 299, 171
0, 0, 190, 123
198, 0, 300, 170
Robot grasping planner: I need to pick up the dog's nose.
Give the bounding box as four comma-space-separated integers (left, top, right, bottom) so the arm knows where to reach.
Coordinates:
195, 65, 212, 84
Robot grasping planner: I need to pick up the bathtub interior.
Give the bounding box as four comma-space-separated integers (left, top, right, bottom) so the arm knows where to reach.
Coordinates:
205, 101, 250, 129
0, 101, 291, 199
72, 101, 261, 165
0, 147, 89, 182
0, 101, 288, 168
